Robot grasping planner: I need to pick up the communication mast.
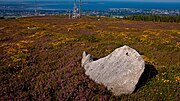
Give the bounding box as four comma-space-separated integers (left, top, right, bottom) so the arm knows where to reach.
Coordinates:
72, 0, 78, 18
35, 0, 38, 15
68, 10, 71, 19
79, 0, 82, 18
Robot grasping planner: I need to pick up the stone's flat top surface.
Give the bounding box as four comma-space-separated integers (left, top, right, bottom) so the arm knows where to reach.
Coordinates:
82, 45, 145, 95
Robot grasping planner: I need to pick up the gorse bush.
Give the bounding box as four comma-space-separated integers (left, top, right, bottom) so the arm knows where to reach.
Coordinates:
79, 34, 100, 42
123, 15, 180, 23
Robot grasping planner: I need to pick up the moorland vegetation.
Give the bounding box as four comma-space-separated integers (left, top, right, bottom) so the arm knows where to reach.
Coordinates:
0, 15, 179, 100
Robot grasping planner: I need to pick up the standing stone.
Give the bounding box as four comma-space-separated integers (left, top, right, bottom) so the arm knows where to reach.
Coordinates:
81, 45, 145, 95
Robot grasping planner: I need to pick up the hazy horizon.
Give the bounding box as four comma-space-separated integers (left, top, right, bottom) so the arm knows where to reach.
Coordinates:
1, 0, 180, 2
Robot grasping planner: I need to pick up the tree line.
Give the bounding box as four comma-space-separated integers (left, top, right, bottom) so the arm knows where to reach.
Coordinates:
123, 15, 180, 23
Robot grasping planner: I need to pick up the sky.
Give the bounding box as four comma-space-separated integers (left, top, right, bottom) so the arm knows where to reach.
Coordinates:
1, 0, 180, 2
86, 0, 180, 2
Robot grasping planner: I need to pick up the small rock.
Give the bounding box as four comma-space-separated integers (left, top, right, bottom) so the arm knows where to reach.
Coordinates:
82, 45, 145, 95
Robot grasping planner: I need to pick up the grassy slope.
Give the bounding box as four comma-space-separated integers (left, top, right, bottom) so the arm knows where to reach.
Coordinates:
0, 15, 180, 100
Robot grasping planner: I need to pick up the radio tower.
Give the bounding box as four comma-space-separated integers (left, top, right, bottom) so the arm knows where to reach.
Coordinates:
79, 0, 82, 18
35, 0, 38, 15
72, 0, 78, 18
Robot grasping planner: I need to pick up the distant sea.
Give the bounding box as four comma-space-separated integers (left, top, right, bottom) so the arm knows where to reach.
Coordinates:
0, 1, 180, 11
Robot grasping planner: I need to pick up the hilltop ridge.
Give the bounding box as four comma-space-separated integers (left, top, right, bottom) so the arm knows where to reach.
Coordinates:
0, 15, 180, 100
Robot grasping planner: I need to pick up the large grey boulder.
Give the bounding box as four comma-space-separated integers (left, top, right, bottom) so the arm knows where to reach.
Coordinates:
81, 45, 145, 95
